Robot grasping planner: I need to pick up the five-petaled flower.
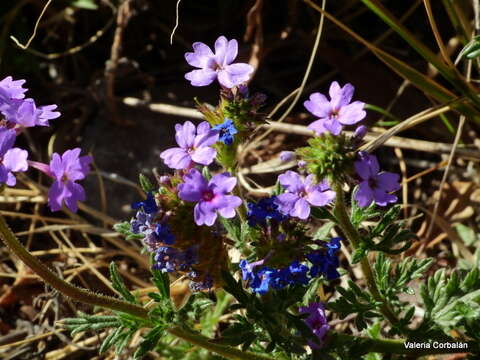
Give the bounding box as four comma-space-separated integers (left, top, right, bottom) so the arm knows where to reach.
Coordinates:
304, 81, 366, 136
0, 128, 28, 186
160, 121, 219, 170
274, 171, 335, 219
184, 36, 254, 88
1, 98, 60, 128
212, 119, 237, 145
355, 151, 400, 207
47, 148, 92, 212
299, 302, 330, 349
178, 168, 242, 226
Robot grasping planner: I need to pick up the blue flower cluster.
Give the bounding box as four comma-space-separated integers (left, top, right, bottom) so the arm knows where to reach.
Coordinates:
213, 118, 238, 145
130, 192, 199, 274
240, 238, 342, 294
246, 196, 286, 227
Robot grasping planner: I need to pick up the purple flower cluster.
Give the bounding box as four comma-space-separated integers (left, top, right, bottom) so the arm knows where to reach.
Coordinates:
274, 171, 335, 220
185, 36, 254, 88
240, 238, 341, 294
304, 81, 365, 136
299, 302, 330, 349
354, 151, 400, 208
0, 76, 60, 128
0, 76, 91, 213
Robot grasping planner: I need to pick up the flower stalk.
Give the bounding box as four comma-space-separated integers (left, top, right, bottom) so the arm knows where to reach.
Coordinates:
332, 182, 399, 326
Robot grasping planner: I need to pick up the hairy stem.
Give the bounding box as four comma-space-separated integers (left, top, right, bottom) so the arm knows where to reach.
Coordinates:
0, 213, 150, 319
167, 326, 274, 360
332, 182, 399, 326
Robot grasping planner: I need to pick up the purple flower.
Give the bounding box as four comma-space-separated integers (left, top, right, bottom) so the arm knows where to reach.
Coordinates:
353, 125, 368, 140
178, 168, 242, 226
354, 152, 400, 207
0, 76, 27, 101
132, 192, 158, 214
1, 98, 60, 127
47, 148, 92, 212
274, 171, 335, 220
299, 302, 330, 349
304, 81, 366, 136
0, 128, 28, 186
160, 121, 219, 170
184, 36, 254, 88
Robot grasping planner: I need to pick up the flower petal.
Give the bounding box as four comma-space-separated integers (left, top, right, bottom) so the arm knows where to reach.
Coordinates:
338, 101, 366, 125
185, 42, 214, 68
191, 146, 216, 165
175, 121, 196, 148
210, 172, 237, 194
160, 147, 191, 169
178, 169, 208, 202
218, 63, 253, 88
3, 148, 28, 172
355, 181, 374, 208
278, 171, 304, 193
291, 198, 311, 219
194, 201, 217, 226
376, 172, 400, 192
304, 92, 331, 118
185, 69, 217, 87
308, 119, 328, 135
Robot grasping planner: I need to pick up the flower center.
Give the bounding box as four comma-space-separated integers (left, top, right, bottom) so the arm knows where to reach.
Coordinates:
330, 109, 339, 119
61, 173, 69, 183
202, 190, 214, 201
368, 178, 377, 189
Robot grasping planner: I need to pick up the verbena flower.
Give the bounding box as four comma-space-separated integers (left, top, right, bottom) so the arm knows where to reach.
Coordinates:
299, 302, 330, 349
246, 196, 286, 226
274, 171, 335, 219
178, 168, 242, 226
304, 81, 366, 136
0, 128, 28, 186
47, 148, 92, 212
307, 237, 342, 280
0, 76, 27, 101
355, 151, 400, 207
1, 98, 60, 127
184, 35, 254, 88
160, 121, 219, 170
212, 119, 237, 145
132, 192, 158, 214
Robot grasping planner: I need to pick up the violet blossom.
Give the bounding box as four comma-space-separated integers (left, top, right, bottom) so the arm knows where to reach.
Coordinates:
47, 148, 92, 212
0, 76, 27, 101
354, 151, 400, 207
160, 121, 219, 170
2, 98, 60, 127
184, 36, 254, 88
0, 128, 28, 186
274, 171, 335, 220
178, 168, 242, 226
304, 81, 366, 136
299, 302, 330, 349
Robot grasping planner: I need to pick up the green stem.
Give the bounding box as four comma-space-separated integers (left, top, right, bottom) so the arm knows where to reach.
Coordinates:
332, 182, 399, 326
0, 213, 271, 360
168, 326, 274, 360
332, 332, 476, 355
0, 213, 150, 320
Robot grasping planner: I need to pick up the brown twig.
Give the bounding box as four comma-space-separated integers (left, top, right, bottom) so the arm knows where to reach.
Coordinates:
105, 0, 134, 126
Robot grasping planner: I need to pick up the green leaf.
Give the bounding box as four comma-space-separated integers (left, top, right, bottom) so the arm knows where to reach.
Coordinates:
109, 262, 137, 304
134, 325, 164, 359
139, 174, 155, 193
152, 267, 170, 300
313, 222, 335, 241
455, 224, 478, 246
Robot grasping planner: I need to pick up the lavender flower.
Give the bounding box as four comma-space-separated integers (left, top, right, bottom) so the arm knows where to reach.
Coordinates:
0, 128, 28, 186
184, 36, 254, 88
0, 76, 27, 101
274, 171, 335, 220
299, 302, 330, 349
304, 81, 366, 136
47, 148, 92, 212
1, 98, 60, 127
212, 119, 237, 145
160, 121, 219, 170
279, 151, 295, 162
178, 168, 242, 226
354, 152, 400, 207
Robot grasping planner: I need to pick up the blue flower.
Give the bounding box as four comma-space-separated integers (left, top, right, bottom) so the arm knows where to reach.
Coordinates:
153, 246, 198, 273
247, 196, 286, 227
132, 192, 158, 214
307, 238, 342, 281
287, 261, 309, 285
250, 267, 275, 294
213, 119, 238, 145
154, 223, 175, 245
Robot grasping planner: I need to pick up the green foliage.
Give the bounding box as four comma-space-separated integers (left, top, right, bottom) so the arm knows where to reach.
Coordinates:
139, 174, 155, 193
70, 0, 99, 10
419, 268, 480, 337
328, 280, 381, 330
458, 35, 480, 61
109, 262, 138, 304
